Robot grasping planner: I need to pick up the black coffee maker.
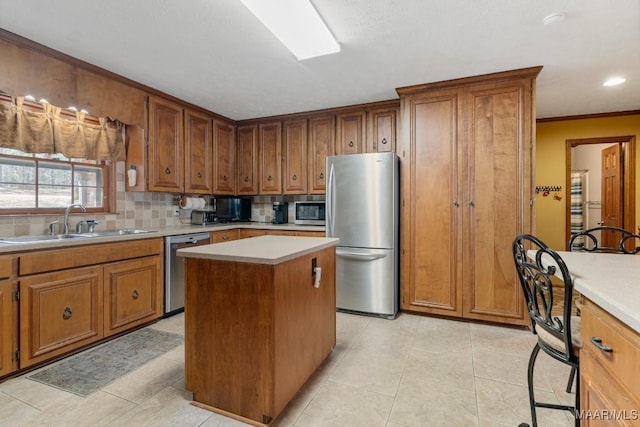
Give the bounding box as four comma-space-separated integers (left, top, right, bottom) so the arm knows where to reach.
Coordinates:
272, 202, 288, 224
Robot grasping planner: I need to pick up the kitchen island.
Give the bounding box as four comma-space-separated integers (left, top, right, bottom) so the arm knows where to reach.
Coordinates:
177, 235, 339, 426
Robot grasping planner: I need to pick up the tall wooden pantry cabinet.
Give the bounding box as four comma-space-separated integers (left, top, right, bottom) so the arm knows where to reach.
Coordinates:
396, 66, 541, 326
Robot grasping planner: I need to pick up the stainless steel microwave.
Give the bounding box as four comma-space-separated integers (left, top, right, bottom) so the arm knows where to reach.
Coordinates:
294, 201, 325, 225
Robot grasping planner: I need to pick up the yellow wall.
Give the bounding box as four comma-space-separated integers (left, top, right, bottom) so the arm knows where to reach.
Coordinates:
535, 114, 640, 250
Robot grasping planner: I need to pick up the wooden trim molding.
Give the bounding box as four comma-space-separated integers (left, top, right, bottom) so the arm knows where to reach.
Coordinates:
538, 110, 640, 123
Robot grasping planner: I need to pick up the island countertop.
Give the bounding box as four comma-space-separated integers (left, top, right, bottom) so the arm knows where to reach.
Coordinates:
177, 235, 339, 265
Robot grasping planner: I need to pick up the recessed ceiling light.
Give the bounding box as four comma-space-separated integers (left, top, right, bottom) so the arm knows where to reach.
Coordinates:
542, 12, 565, 26
603, 77, 626, 87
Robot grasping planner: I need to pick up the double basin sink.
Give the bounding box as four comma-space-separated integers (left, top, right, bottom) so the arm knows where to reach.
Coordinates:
0, 229, 154, 245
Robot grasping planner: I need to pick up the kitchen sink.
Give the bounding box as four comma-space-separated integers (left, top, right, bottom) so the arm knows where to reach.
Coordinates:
75, 229, 155, 237
0, 234, 90, 244
0, 229, 155, 244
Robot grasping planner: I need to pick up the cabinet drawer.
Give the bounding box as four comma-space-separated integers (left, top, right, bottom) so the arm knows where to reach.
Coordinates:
581, 299, 640, 402
20, 266, 104, 367
0, 256, 16, 280
210, 229, 239, 243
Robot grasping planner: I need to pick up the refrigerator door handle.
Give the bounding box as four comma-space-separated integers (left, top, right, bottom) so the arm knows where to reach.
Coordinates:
327, 163, 336, 236
336, 248, 388, 261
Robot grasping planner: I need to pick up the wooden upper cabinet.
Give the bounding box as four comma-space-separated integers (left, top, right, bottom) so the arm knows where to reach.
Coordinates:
308, 115, 335, 194
148, 96, 184, 192
336, 111, 366, 155
236, 125, 259, 195
184, 109, 213, 194
213, 119, 236, 195
283, 119, 308, 194
258, 122, 282, 194
367, 106, 398, 153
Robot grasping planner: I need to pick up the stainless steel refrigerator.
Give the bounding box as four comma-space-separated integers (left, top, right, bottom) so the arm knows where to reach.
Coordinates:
326, 152, 399, 319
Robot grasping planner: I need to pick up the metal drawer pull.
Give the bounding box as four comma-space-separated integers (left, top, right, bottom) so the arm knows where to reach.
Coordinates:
197, 171, 202, 178
348, 141, 354, 147
62, 306, 73, 320
381, 138, 388, 145
165, 167, 171, 175
244, 176, 249, 182
132, 289, 139, 300
319, 172, 324, 179
292, 174, 297, 180
590, 336, 613, 353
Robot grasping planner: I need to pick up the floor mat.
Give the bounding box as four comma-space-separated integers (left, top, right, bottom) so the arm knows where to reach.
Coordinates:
27, 328, 184, 396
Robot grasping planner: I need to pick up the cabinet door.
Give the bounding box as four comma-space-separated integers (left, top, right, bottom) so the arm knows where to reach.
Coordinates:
184, 109, 213, 194
213, 119, 236, 195
20, 266, 104, 367
308, 115, 335, 194
461, 79, 532, 325
399, 88, 464, 317
367, 107, 397, 153
239, 229, 269, 239
336, 112, 365, 155
148, 96, 184, 192
283, 119, 308, 194
237, 125, 259, 195
0, 278, 18, 377
103, 256, 162, 337
258, 122, 282, 194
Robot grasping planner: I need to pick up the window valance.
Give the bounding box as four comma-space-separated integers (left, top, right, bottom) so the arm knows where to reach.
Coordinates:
0, 95, 126, 161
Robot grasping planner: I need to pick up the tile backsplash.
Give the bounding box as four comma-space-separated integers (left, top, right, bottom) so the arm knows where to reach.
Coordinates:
0, 162, 325, 238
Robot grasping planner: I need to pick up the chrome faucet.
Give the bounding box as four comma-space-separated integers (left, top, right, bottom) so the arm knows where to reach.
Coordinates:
64, 203, 86, 234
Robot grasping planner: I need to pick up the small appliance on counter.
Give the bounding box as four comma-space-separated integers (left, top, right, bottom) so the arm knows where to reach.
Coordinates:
272, 202, 288, 224
215, 196, 252, 222
294, 201, 325, 225
191, 210, 216, 225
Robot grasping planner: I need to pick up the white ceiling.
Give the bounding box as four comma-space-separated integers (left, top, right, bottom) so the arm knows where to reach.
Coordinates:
0, 0, 638, 121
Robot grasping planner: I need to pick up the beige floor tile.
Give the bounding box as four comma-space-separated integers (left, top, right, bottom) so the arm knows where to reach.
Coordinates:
148, 312, 186, 336
107, 387, 213, 426
295, 381, 393, 427
470, 323, 536, 357
389, 384, 479, 427
19, 390, 136, 427
328, 345, 408, 396
400, 350, 475, 393
0, 392, 40, 427
102, 356, 184, 404
161, 343, 185, 364
472, 348, 554, 391
0, 377, 74, 411
416, 315, 471, 336
412, 327, 472, 354
475, 377, 572, 427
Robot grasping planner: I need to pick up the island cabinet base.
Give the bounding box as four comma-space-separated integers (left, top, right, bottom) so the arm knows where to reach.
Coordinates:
184, 246, 336, 426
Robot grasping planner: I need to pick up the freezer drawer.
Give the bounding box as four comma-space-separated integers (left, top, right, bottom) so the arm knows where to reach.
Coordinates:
336, 247, 397, 318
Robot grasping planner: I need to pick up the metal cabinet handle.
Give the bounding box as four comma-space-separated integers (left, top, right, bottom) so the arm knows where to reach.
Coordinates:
197, 172, 202, 178
590, 336, 613, 353
132, 289, 139, 300
62, 306, 73, 320
348, 141, 354, 147
165, 167, 171, 175
222, 236, 229, 241
267, 175, 273, 181
319, 172, 324, 179
453, 200, 459, 207
381, 138, 388, 145
222, 175, 228, 181
469, 201, 475, 207
292, 174, 297, 180
244, 176, 249, 182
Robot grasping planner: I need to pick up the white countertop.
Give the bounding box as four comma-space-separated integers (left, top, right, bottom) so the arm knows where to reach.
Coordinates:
177, 235, 339, 265
528, 249, 640, 333
0, 222, 325, 254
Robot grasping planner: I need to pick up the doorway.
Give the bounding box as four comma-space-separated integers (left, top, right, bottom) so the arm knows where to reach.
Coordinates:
565, 136, 636, 247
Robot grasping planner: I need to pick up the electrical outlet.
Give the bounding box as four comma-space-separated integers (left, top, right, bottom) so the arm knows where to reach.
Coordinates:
174, 209, 180, 217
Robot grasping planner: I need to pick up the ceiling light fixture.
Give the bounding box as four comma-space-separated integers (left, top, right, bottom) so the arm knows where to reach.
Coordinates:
542, 12, 565, 26
603, 77, 626, 87
239, 0, 340, 60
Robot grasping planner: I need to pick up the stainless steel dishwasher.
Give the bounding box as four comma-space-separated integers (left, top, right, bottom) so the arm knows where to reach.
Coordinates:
164, 232, 211, 315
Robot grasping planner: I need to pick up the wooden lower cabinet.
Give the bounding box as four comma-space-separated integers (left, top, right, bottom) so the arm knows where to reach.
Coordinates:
103, 256, 162, 337
580, 299, 640, 426
239, 229, 325, 239
295, 231, 325, 237
239, 229, 269, 239
210, 229, 240, 243
20, 266, 104, 368
0, 278, 18, 377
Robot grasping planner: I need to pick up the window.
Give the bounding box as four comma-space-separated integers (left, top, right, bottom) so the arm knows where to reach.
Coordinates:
0, 147, 113, 214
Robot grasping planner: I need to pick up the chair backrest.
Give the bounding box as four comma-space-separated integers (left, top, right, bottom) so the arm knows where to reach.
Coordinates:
513, 234, 577, 363
569, 226, 640, 254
